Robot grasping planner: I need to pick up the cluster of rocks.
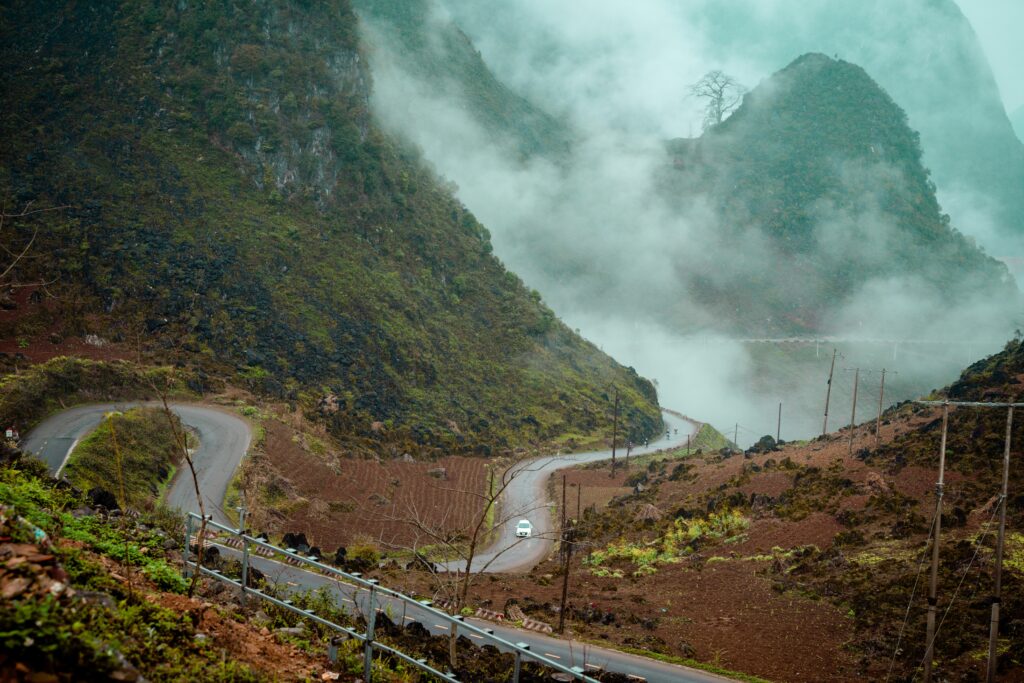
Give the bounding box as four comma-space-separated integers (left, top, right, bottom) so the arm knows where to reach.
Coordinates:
0, 522, 71, 603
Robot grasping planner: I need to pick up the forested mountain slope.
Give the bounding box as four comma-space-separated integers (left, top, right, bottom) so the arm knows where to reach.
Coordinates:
0, 0, 660, 450
663, 54, 1017, 333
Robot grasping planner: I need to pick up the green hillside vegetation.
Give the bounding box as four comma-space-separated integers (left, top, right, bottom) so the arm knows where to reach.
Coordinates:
62, 407, 185, 510
0, 357, 195, 434
663, 53, 1016, 333
0, 1, 660, 452
353, 0, 572, 160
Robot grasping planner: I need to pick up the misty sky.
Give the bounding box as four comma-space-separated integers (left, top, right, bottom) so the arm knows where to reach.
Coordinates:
957, 0, 1024, 113
358, 0, 1022, 443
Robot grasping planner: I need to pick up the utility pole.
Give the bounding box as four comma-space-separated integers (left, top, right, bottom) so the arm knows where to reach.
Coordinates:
561, 475, 567, 563
776, 402, 782, 443
557, 519, 575, 634
848, 368, 860, 455
576, 484, 582, 522
609, 387, 619, 477
875, 368, 888, 448
734, 423, 738, 452
687, 432, 691, 453
987, 403, 1014, 683
823, 348, 837, 435
914, 398, 1022, 678
923, 401, 949, 683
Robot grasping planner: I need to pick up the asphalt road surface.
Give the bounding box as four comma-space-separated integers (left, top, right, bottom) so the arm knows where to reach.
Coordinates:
442, 411, 699, 573
22, 402, 251, 525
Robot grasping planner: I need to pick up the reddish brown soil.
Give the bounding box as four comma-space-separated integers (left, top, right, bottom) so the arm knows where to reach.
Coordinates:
252, 420, 488, 550
434, 405, 961, 683
0, 286, 131, 362
148, 592, 327, 680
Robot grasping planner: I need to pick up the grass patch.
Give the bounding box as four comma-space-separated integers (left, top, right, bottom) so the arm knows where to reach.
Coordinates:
63, 407, 183, 510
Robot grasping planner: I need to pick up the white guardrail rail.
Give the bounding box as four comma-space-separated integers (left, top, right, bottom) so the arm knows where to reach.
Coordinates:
183, 513, 599, 683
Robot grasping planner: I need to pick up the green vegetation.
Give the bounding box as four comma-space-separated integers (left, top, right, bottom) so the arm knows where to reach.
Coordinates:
0, 357, 193, 433
691, 423, 731, 451
584, 509, 749, 576
0, 463, 188, 595
62, 407, 184, 510
0, 0, 660, 454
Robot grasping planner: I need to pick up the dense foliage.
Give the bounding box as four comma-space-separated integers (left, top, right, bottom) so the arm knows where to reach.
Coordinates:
663, 53, 1016, 333
0, 1, 660, 450
63, 407, 184, 510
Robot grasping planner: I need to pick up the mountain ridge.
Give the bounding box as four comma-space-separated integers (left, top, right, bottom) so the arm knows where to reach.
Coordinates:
0, 0, 661, 451
662, 53, 1016, 334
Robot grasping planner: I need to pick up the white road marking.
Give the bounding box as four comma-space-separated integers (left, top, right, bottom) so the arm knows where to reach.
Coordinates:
56, 436, 81, 477
435, 625, 449, 630
469, 634, 483, 639
544, 653, 560, 659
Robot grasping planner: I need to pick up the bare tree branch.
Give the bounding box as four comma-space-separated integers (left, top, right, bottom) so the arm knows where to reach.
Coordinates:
690, 70, 745, 131
0, 202, 70, 291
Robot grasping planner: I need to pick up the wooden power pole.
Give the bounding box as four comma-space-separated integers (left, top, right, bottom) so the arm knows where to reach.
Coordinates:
609, 387, 619, 477
848, 368, 860, 455
875, 368, 888, 448
987, 403, 1014, 682
823, 348, 837, 435
923, 401, 949, 683
557, 521, 575, 634
561, 474, 567, 562
776, 402, 782, 443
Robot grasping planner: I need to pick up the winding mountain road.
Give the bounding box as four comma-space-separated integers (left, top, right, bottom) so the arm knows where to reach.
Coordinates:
22, 402, 251, 525
443, 411, 699, 573
24, 405, 725, 681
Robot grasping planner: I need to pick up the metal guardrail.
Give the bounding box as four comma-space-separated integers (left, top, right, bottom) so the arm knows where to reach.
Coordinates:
184, 513, 598, 683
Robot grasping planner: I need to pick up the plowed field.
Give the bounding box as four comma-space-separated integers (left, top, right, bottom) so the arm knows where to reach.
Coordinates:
252, 420, 489, 550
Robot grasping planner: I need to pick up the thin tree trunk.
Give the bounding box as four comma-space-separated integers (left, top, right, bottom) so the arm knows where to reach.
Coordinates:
154, 384, 208, 597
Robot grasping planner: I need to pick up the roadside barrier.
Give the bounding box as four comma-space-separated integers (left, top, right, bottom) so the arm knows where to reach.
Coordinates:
184, 513, 597, 683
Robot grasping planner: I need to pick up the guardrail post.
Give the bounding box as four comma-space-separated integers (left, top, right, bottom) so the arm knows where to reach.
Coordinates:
183, 513, 194, 577
513, 642, 530, 683
237, 506, 249, 607
363, 584, 377, 682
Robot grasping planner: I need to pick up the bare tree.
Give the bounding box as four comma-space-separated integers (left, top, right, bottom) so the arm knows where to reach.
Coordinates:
381, 457, 559, 668
150, 374, 210, 597
0, 202, 67, 292
690, 70, 745, 130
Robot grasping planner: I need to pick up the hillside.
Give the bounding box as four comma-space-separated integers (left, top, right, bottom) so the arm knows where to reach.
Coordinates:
662, 53, 1017, 334
353, 0, 572, 160
426, 339, 1024, 681
0, 1, 661, 450
441, 0, 1024, 256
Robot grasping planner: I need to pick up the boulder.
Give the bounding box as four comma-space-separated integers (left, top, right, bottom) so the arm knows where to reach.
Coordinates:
282, 532, 309, 549
87, 487, 119, 511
